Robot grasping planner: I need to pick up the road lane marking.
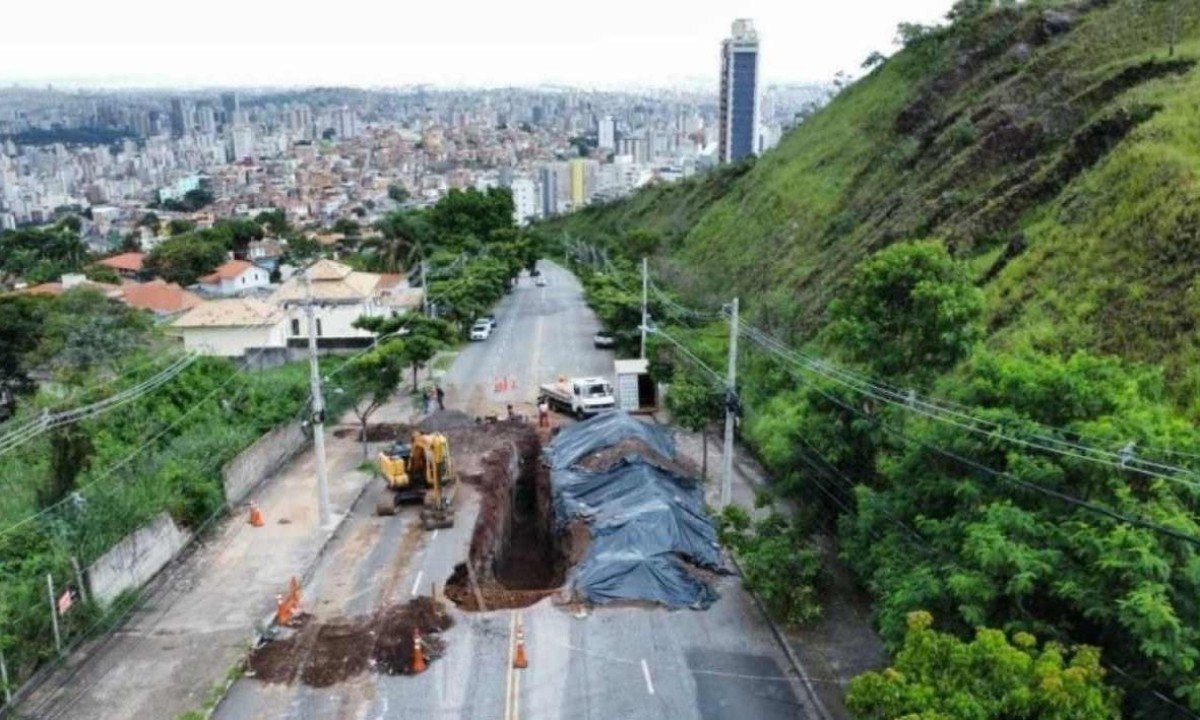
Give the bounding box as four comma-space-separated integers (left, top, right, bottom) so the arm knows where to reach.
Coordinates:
431, 529, 439, 542
641, 658, 655, 695
410, 570, 423, 597
504, 611, 518, 720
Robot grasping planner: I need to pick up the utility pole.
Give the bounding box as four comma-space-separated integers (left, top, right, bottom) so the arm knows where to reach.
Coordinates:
640, 257, 648, 360
721, 297, 739, 508
301, 269, 333, 528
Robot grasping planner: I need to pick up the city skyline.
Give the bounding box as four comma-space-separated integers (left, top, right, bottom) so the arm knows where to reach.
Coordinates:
1, 0, 955, 89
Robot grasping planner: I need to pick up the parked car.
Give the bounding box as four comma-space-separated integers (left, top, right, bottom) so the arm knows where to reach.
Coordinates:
535, 275, 547, 287
480, 314, 497, 329
469, 321, 492, 341
593, 332, 615, 349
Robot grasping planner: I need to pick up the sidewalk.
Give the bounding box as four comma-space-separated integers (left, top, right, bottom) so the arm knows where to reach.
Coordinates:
17, 399, 415, 720
671, 427, 886, 720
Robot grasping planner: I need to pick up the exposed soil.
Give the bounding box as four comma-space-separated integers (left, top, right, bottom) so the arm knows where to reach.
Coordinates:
246, 597, 453, 687
332, 423, 414, 442
572, 436, 698, 477
444, 421, 569, 610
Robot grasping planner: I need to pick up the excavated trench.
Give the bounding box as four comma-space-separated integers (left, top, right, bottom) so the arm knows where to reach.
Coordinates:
445, 421, 570, 610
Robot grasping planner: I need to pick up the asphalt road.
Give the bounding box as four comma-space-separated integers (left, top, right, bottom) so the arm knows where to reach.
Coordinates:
214, 261, 821, 720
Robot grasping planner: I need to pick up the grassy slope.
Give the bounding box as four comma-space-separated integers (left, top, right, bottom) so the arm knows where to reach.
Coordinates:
550, 0, 1200, 409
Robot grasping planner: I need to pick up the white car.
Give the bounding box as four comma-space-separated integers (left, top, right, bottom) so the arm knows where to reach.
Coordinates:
469, 322, 492, 341
535, 275, 547, 287
593, 332, 615, 349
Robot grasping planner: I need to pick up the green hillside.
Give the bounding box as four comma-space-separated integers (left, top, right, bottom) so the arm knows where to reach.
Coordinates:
558, 0, 1200, 403
547, 0, 1200, 715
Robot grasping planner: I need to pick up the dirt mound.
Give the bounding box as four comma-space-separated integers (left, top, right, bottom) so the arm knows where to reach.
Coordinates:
573, 437, 698, 477
418, 410, 474, 431
333, 423, 415, 442
246, 597, 453, 687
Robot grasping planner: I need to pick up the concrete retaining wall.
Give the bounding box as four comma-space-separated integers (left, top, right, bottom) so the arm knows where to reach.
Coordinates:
222, 420, 309, 505
88, 512, 191, 605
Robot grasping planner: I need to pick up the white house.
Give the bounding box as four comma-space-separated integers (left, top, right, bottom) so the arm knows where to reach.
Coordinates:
270, 259, 424, 348
197, 260, 271, 297
170, 298, 287, 357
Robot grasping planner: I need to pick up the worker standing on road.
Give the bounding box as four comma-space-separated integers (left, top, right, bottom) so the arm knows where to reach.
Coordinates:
538, 399, 550, 428
421, 388, 431, 414
436, 386, 445, 411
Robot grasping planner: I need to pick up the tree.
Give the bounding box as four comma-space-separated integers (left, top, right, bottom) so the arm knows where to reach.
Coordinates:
144, 235, 227, 285
207, 218, 263, 257
847, 611, 1121, 719
861, 51, 886, 70
167, 218, 197, 236
355, 314, 454, 391
342, 342, 406, 460
137, 212, 161, 232
624, 229, 661, 258
332, 218, 361, 237
426, 187, 515, 241
255, 209, 290, 236
826, 240, 983, 383
42, 425, 92, 509
666, 370, 722, 479
721, 511, 822, 626
370, 211, 430, 272
37, 289, 152, 376
0, 295, 48, 397
387, 184, 410, 203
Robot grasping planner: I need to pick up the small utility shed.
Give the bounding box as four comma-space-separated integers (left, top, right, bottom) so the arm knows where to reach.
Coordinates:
614, 358, 656, 413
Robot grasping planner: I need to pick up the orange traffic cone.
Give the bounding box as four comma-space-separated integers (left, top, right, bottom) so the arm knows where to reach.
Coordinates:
288, 576, 301, 609
275, 594, 293, 626
513, 624, 528, 669
248, 501, 265, 527
411, 628, 427, 674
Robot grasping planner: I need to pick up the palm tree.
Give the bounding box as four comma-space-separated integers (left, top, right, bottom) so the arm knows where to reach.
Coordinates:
369, 211, 429, 272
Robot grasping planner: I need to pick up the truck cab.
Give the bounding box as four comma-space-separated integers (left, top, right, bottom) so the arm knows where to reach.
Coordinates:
539, 376, 616, 418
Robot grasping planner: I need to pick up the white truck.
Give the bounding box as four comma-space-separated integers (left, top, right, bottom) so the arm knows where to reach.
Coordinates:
538, 377, 616, 418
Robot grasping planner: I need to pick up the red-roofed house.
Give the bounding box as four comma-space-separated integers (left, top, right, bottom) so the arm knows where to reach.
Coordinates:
120, 280, 202, 317
197, 259, 271, 297
97, 252, 146, 279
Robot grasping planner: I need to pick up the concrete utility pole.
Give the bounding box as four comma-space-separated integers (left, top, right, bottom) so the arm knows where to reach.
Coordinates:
640, 257, 649, 360
302, 269, 333, 528
721, 297, 739, 508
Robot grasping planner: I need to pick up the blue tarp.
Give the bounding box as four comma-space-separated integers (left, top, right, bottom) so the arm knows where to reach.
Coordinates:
546, 412, 723, 609
544, 411, 675, 470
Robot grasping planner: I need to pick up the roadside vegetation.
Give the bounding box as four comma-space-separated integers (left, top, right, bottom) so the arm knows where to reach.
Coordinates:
544, 0, 1200, 714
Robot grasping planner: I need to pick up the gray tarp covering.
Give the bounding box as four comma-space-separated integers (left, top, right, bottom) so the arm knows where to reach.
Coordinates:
545, 411, 675, 470
547, 413, 723, 609
553, 458, 721, 569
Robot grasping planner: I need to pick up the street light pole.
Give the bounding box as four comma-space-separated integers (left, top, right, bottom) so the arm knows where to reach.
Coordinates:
640, 257, 648, 360
721, 297, 739, 508
301, 269, 333, 528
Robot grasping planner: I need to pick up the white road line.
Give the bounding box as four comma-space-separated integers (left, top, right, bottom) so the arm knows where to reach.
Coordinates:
430, 529, 439, 542
641, 658, 655, 695
410, 570, 423, 597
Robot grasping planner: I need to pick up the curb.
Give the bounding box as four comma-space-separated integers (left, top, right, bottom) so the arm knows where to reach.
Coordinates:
728, 553, 834, 720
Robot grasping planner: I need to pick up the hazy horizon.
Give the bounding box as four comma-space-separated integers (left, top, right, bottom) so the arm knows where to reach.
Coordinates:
1, 0, 954, 90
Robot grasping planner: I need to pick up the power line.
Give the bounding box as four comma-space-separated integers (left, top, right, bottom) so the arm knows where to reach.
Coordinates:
739, 328, 1200, 548
736, 322, 1200, 493
0, 354, 201, 457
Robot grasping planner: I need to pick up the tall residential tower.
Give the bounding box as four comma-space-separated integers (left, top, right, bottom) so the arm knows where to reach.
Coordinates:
718, 19, 760, 163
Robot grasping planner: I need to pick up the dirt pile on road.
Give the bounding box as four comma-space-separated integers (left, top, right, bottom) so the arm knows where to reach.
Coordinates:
333, 423, 415, 442
246, 597, 453, 687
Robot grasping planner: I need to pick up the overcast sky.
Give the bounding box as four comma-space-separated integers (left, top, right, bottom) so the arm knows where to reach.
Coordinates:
1, 0, 955, 90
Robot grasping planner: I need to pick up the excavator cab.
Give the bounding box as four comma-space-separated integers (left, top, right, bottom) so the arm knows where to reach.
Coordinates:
376, 432, 456, 530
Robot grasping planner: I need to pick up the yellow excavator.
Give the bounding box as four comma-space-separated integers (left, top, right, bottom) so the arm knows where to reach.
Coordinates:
375, 431, 455, 529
